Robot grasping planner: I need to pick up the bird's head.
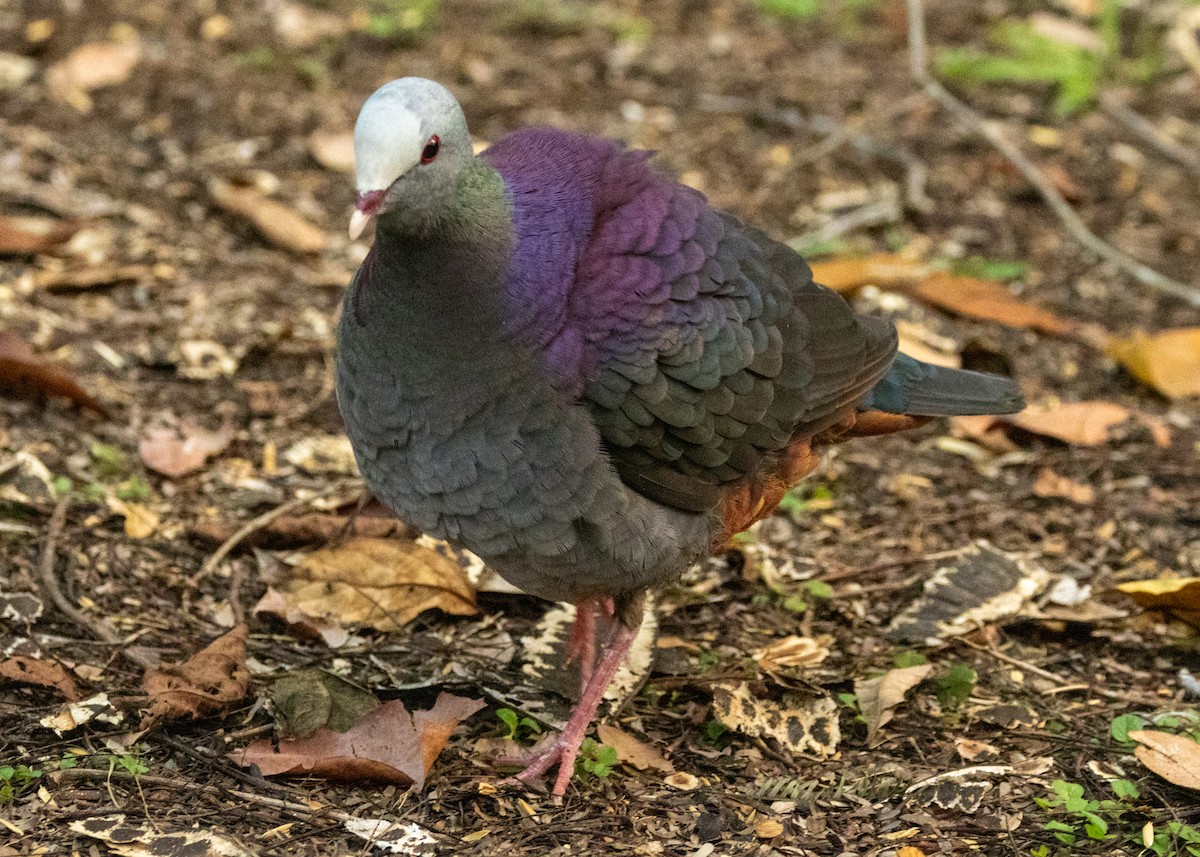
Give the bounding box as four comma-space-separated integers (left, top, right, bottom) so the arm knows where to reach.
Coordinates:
349, 77, 473, 240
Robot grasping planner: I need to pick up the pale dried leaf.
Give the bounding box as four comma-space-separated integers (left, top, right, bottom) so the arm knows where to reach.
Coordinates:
1032, 468, 1095, 504
45, 39, 142, 112
233, 693, 485, 788
1130, 730, 1200, 791
142, 624, 250, 726
106, 495, 159, 539
209, 178, 328, 254
69, 815, 254, 857
1107, 328, 1200, 399
1007, 401, 1170, 447
913, 272, 1079, 338
40, 692, 124, 734
855, 663, 932, 746
753, 635, 831, 672
0, 215, 79, 255
308, 130, 355, 173
283, 434, 358, 475
343, 818, 437, 855
810, 253, 927, 294
280, 537, 478, 632
596, 724, 674, 773
269, 0, 349, 47
711, 682, 840, 757
139, 418, 233, 477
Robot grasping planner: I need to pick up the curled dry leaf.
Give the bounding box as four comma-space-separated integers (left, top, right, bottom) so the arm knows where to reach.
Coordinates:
854, 663, 932, 747
254, 586, 350, 648
142, 623, 250, 727
0, 329, 107, 416
139, 417, 233, 477
0, 215, 80, 255
0, 655, 82, 700
40, 692, 124, 734
912, 273, 1080, 339
233, 692, 485, 789
753, 634, 831, 673
596, 724, 674, 773
1032, 468, 1095, 505
1129, 730, 1200, 791
45, 37, 142, 113
1107, 328, 1200, 400
209, 177, 328, 254
273, 537, 478, 633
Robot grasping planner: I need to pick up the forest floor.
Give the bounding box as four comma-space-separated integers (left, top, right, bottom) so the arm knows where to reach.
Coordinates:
2, 0, 1200, 855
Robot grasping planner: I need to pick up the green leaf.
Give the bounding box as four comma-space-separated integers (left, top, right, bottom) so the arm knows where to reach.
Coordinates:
1110, 713, 1149, 744
936, 663, 977, 710
1110, 778, 1140, 800
893, 650, 927, 669
496, 708, 519, 738
950, 256, 1029, 282
757, 0, 820, 19
802, 580, 833, 601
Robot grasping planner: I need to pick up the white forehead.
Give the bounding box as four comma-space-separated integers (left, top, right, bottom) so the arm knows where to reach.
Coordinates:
352, 78, 465, 192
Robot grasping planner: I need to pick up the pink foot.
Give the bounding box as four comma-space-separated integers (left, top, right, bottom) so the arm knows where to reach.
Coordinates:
565, 601, 598, 690
502, 615, 639, 800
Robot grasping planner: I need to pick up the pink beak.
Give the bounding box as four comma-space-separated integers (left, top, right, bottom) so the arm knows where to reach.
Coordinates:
349, 189, 386, 240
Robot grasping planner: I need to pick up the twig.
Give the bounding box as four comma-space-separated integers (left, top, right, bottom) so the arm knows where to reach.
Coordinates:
905, 0, 1200, 308
36, 496, 154, 668
189, 485, 351, 586
1100, 92, 1200, 175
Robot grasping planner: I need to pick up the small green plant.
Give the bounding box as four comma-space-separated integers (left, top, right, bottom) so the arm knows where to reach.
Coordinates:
0, 764, 42, 804
107, 752, 148, 778
780, 578, 834, 614
90, 442, 128, 480
1110, 712, 1150, 747
1035, 778, 1141, 846
702, 718, 728, 744
777, 483, 833, 521
115, 475, 152, 502
757, 0, 820, 18
495, 708, 542, 743
950, 256, 1030, 282
574, 738, 617, 781
1145, 820, 1200, 857
893, 650, 928, 669
358, 0, 438, 43
936, 663, 978, 710
1109, 710, 1200, 748
837, 691, 865, 725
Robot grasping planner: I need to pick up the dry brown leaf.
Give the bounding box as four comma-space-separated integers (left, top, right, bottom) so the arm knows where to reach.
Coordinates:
232, 693, 485, 789
912, 272, 1080, 338
1032, 468, 1095, 505
275, 537, 478, 632
0, 215, 80, 255
138, 418, 233, 477
855, 663, 932, 747
35, 263, 153, 292
106, 495, 159, 539
142, 623, 250, 727
209, 178, 328, 254
45, 38, 142, 112
753, 635, 831, 672
955, 737, 1000, 761
1108, 328, 1200, 400
596, 724, 674, 773
0, 329, 107, 415
1117, 578, 1200, 629
711, 682, 840, 757
810, 253, 927, 294
190, 512, 410, 550
307, 130, 355, 173
754, 818, 785, 839
253, 586, 350, 648
0, 655, 82, 700
1130, 730, 1200, 791
1008, 401, 1170, 448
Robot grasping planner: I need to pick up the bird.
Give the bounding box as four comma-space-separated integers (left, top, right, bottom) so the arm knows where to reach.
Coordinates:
335, 78, 1024, 798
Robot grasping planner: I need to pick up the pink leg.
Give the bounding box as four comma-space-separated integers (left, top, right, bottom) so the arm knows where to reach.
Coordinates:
565, 601, 597, 690
505, 614, 640, 799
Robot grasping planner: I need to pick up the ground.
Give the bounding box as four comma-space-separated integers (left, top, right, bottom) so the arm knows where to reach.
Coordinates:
2, 0, 1200, 854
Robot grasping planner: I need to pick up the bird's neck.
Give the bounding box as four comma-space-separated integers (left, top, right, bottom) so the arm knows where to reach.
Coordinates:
343, 159, 532, 383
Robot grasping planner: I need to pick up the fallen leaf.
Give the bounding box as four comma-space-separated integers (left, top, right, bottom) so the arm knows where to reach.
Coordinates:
283, 434, 358, 475
0, 589, 44, 622
596, 724, 674, 773
69, 815, 255, 857
855, 663, 932, 747
253, 586, 350, 648
912, 272, 1081, 339
270, 668, 379, 739
106, 494, 159, 539
139, 417, 233, 477
0, 215, 80, 255
1129, 730, 1200, 791
0, 329, 107, 415
711, 682, 840, 757
1117, 578, 1200, 629
142, 623, 250, 727
233, 693, 485, 788
269, 0, 349, 47
1108, 328, 1200, 399
35, 262, 153, 292
754, 818, 785, 839
810, 253, 926, 294
887, 542, 1050, 645
308, 130, 355, 173
273, 537, 478, 633
1006, 401, 1170, 448
45, 37, 142, 113
40, 692, 124, 734
1032, 468, 1095, 504
664, 771, 699, 790
955, 737, 1000, 761
753, 635, 831, 672
190, 512, 410, 550
209, 177, 328, 254
0, 655, 82, 700
343, 818, 438, 855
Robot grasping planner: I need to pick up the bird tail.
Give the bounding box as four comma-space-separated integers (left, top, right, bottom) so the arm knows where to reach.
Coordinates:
861, 353, 1025, 417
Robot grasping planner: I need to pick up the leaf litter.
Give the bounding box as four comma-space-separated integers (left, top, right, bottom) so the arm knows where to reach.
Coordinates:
142, 623, 250, 727
855, 663, 933, 747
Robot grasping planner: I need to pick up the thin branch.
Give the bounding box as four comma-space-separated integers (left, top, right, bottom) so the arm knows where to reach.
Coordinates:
905, 0, 1200, 308
1100, 91, 1200, 175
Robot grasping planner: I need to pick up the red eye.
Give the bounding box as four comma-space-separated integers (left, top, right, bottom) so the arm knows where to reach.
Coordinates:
420, 135, 440, 164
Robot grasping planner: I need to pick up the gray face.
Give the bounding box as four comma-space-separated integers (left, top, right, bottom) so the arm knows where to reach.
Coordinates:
351, 77, 473, 236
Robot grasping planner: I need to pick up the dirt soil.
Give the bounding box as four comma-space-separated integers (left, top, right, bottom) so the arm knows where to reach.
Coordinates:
3, 0, 1200, 854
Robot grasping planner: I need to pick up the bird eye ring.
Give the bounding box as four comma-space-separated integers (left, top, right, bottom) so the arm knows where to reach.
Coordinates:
420, 135, 440, 164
